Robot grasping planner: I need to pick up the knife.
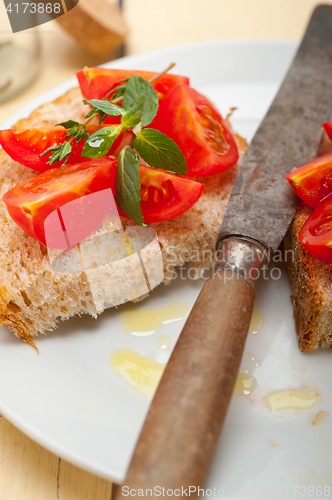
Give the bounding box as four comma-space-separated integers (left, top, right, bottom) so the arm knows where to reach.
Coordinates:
115, 5, 332, 498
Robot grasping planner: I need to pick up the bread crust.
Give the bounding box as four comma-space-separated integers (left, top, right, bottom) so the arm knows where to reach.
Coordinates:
284, 135, 332, 351
0, 87, 247, 345
285, 203, 332, 350
8, 86, 331, 353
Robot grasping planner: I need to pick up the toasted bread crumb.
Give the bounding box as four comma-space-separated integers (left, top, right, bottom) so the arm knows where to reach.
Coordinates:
0, 87, 247, 343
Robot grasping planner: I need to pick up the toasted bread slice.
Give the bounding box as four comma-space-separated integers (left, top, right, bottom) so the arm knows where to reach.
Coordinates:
284, 135, 332, 351
0, 87, 247, 348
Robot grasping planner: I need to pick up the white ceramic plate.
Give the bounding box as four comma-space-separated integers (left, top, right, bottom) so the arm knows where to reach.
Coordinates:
1, 40, 332, 499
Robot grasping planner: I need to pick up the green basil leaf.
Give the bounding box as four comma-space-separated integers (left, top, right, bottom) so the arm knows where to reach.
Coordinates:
46, 151, 61, 165
85, 108, 96, 119
58, 141, 73, 162
122, 76, 152, 109
115, 146, 145, 226
121, 97, 146, 130
40, 144, 59, 158
75, 128, 89, 145
43, 141, 73, 166
56, 120, 80, 129
134, 129, 187, 175
83, 99, 125, 117
98, 112, 108, 125
106, 83, 127, 100
82, 126, 122, 159
122, 76, 158, 128
65, 126, 78, 139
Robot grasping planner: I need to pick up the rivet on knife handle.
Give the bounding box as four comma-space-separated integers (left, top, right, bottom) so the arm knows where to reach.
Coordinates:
115, 238, 268, 498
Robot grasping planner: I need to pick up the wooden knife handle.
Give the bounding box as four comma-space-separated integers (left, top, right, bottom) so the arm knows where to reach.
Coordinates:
115, 244, 262, 498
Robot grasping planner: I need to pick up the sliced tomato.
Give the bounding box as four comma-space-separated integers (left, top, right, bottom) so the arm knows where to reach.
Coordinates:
77, 67, 190, 126
150, 83, 239, 176
3, 159, 204, 248
286, 152, 332, 208
0, 126, 131, 172
323, 120, 332, 140
3, 158, 118, 250
77, 67, 190, 102
299, 194, 332, 263
118, 165, 204, 223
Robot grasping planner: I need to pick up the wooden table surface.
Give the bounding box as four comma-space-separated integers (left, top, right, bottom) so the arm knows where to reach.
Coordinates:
0, 1, 329, 498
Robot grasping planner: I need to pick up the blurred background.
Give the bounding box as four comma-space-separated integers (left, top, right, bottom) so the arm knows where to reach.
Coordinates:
0, 1, 330, 499
1, 0, 330, 123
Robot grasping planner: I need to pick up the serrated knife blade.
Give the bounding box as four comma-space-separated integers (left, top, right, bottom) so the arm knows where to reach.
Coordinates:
218, 5, 332, 251
115, 6, 332, 499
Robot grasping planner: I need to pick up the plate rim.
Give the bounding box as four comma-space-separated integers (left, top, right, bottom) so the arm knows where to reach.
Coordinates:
1, 38, 298, 129
0, 38, 299, 484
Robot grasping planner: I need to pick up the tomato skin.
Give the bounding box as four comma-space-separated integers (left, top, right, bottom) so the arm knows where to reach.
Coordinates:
286, 152, 332, 208
77, 68, 190, 126
3, 158, 118, 250
3, 159, 204, 248
77, 67, 190, 102
0, 126, 68, 171
117, 165, 204, 223
299, 194, 332, 263
323, 120, 332, 140
150, 83, 239, 176
0, 126, 131, 172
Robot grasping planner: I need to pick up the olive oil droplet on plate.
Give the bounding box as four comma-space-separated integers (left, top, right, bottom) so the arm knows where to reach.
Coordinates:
264, 388, 321, 412
233, 373, 257, 396
157, 335, 171, 350
249, 307, 265, 334
110, 349, 165, 397
120, 301, 190, 337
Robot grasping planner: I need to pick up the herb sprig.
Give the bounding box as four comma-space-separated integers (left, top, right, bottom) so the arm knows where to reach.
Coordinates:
41, 63, 187, 225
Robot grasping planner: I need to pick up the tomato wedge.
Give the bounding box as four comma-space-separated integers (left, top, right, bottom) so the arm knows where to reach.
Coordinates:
3, 158, 118, 250
299, 194, 332, 263
150, 83, 239, 176
77, 67, 190, 102
323, 120, 332, 140
77, 67, 190, 126
0, 126, 131, 172
123, 165, 204, 223
3, 159, 204, 249
286, 152, 332, 208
